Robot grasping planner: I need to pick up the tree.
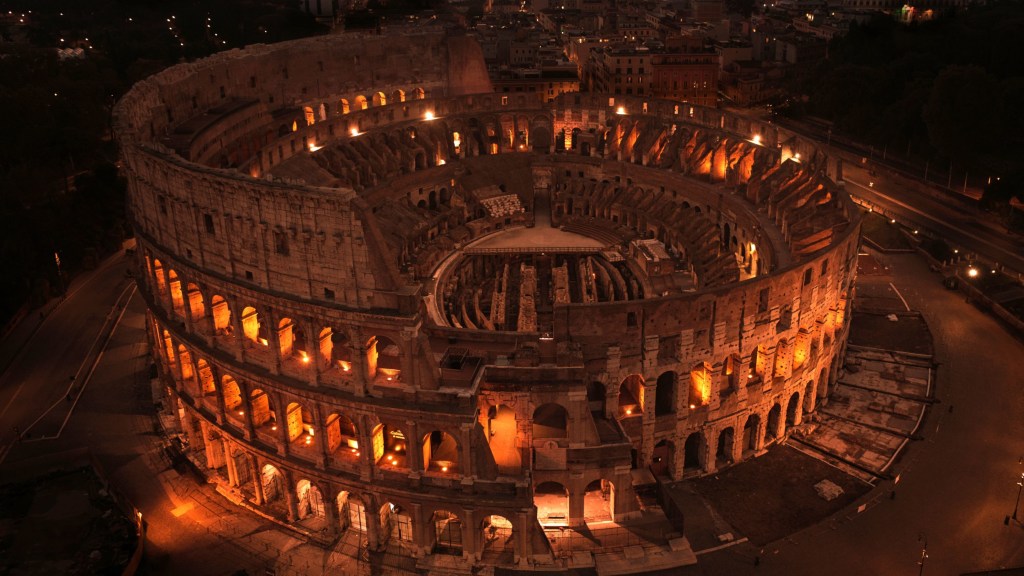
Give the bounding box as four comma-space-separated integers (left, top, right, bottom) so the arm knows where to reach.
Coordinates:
922, 65, 1004, 165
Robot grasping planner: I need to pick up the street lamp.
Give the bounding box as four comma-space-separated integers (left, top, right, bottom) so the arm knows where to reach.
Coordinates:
917, 533, 928, 576
1012, 472, 1024, 523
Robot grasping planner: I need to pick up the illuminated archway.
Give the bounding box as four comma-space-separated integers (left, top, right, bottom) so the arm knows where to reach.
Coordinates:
534, 482, 569, 525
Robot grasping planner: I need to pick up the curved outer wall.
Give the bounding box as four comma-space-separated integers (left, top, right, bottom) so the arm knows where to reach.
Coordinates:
116, 31, 860, 568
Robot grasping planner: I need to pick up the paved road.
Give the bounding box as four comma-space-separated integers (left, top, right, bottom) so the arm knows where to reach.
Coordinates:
689, 251, 1024, 575
0, 255, 134, 460
842, 164, 1024, 273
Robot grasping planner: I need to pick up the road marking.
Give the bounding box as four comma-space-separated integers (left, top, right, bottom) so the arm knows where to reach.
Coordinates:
18, 283, 137, 439
694, 536, 749, 555
889, 282, 911, 312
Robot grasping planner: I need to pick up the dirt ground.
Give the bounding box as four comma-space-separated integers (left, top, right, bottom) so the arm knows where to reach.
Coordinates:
689, 445, 871, 546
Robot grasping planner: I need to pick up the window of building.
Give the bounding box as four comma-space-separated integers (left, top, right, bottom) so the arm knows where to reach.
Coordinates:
203, 214, 215, 235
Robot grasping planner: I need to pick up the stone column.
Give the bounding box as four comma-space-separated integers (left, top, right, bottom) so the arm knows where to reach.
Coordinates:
640, 381, 656, 467
250, 454, 265, 506
703, 429, 717, 474
282, 468, 298, 521
406, 420, 422, 473
230, 296, 246, 363
273, 391, 289, 457
568, 482, 585, 528
458, 423, 473, 477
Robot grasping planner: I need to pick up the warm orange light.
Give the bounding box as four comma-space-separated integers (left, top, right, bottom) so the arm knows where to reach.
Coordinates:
350, 127, 359, 137
441, 466, 448, 472
751, 134, 762, 145
616, 106, 626, 115
424, 111, 435, 121
689, 404, 696, 409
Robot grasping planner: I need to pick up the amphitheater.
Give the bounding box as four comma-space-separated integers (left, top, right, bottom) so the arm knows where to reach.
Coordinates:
115, 29, 860, 574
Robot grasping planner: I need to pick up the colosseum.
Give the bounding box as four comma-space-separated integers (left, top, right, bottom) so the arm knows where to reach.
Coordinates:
115, 29, 860, 573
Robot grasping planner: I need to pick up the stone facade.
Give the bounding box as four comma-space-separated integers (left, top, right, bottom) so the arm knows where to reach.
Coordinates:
116, 30, 859, 571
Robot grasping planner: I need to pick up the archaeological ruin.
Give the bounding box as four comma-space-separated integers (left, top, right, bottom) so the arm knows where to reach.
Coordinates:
115, 29, 860, 572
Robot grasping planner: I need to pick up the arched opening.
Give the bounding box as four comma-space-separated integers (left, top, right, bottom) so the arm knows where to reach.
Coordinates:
379, 502, 413, 546
186, 283, 205, 320
480, 515, 514, 561
277, 317, 295, 358
432, 510, 463, 555
688, 363, 712, 409
716, 427, 735, 466
196, 358, 216, 402
766, 404, 781, 442
486, 405, 520, 473
177, 344, 196, 393
354, 95, 368, 110
366, 335, 401, 381
655, 371, 677, 416
260, 464, 282, 503
285, 402, 314, 446
817, 368, 829, 401
413, 87, 425, 100
317, 327, 333, 367
222, 375, 243, 427
392, 89, 406, 103
440, 187, 450, 205
250, 388, 276, 428
683, 432, 703, 472
339, 99, 350, 114
240, 306, 264, 344
372, 91, 387, 107
652, 439, 674, 477
167, 270, 185, 316
742, 414, 760, 456
786, 392, 800, 428
325, 412, 360, 465
422, 431, 459, 474
303, 106, 315, 126
534, 482, 569, 525
337, 492, 367, 532
211, 295, 232, 334
532, 403, 568, 439
618, 374, 644, 417
296, 479, 325, 519
722, 354, 740, 395
587, 381, 606, 414
330, 330, 352, 372
152, 258, 167, 297
583, 479, 614, 523
372, 423, 408, 468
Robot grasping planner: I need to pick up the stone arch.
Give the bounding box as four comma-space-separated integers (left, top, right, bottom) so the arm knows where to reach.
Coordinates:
330, 329, 352, 370
337, 491, 367, 532
325, 411, 360, 463
651, 439, 674, 477
683, 431, 704, 472
372, 422, 408, 468
339, 98, 350, 114
152, 258, 167, 297
277, 317, 295, 358
210, 295, 232, 334
222, 375, 243, 426
296, 478, 325, 519
167, 269, 185, 315
195, 357, 215, 398
431, 509, 463, 555
618, 374, 644, 417
366, 334, 401, 380
249, 388, 275, 427
354, 95, 368, 110
786, 391, 801, 427
742, 413, 760, 455
392, 89, 405, 103
480, 514, 514, 560
303, 106, 315, 126
715, 427, 735, 466
177, 344, 196, 392
422, 430, 459, 474
583, 478, 614, 522
260, 463, 283, 502
486, 405, 519, 473
532, 403, 568, 439
766, 403, 782, 441
240, 306, 264, 344
379, 501, 414, 545
372, 91, 387, 107
688, 362, 712, 408
655, 371, 676, 416
285, 401, 313, 442
534, 481, 569, 525
413, 87, 425, 100
722, 353, 741, 395
186, 282, 205, 320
